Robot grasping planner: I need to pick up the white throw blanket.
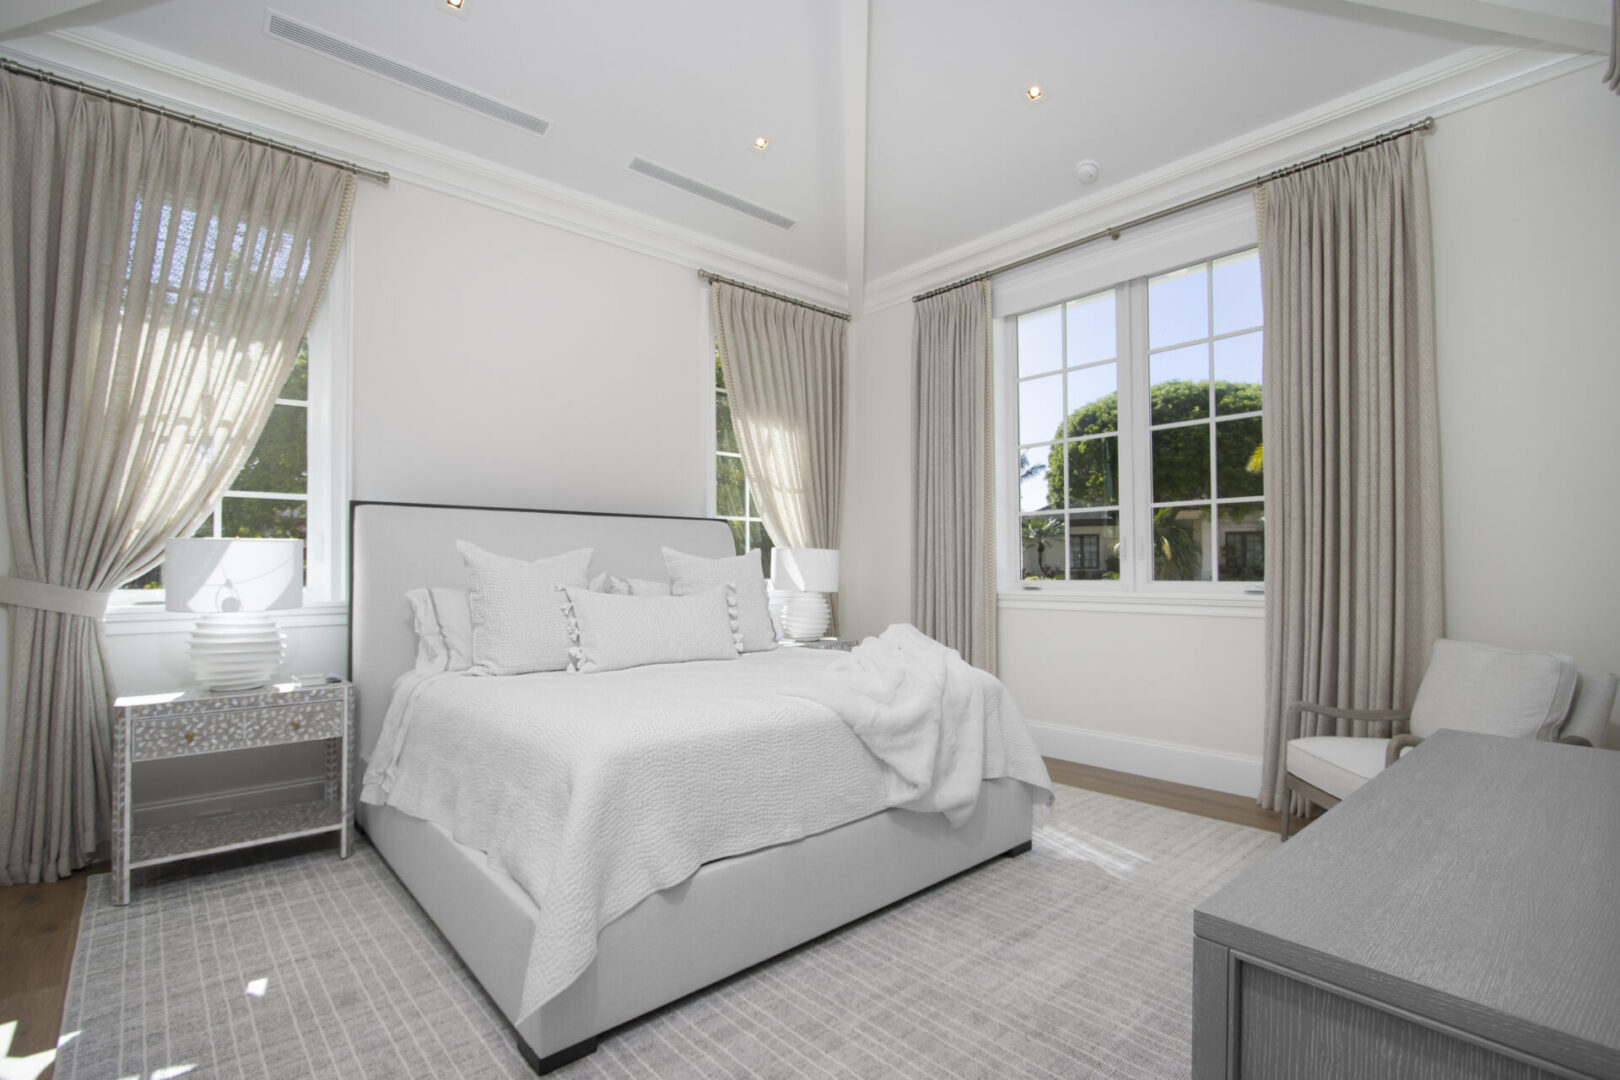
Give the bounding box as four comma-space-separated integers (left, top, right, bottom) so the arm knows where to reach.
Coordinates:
361, 634, 1051, 1023
779, 623, 1029, 826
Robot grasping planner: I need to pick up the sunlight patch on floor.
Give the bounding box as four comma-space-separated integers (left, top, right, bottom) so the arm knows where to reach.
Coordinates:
1034, 824, 1149, 877
0, 1020, 55, 1080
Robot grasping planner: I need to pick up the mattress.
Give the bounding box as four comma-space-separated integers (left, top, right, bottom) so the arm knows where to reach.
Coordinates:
361, 646, 1052, 1021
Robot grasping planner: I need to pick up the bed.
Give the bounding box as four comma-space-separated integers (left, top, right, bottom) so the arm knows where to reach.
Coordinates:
348, 500, 1047, 1073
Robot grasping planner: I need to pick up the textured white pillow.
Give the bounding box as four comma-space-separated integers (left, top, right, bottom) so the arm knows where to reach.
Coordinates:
405, 587, 474, 673
661, 547, 776, 652
1409, 639, 1578, 741
602, 574, 673, 597
561, 583, 740, 674
457, 541, 593, 675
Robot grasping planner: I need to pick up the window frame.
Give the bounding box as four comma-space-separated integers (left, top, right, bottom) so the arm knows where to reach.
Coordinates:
999, 242, 1266, 606
106, 240, 352, 620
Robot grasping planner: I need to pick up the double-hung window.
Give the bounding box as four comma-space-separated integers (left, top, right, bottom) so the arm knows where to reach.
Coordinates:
713, 355, 774, 574
112, 251, 349, 609
1011, 248, 1264, 592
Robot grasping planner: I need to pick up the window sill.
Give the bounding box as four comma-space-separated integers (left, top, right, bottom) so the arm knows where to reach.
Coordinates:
998, 589, 1264, 619
103, 600, 349, 636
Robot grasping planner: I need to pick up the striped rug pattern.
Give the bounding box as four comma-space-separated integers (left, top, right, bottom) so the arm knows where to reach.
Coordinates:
58, 786, 1275, 1079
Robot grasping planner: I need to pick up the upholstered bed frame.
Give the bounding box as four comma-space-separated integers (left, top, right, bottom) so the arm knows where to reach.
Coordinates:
348, 500, 1037, 1073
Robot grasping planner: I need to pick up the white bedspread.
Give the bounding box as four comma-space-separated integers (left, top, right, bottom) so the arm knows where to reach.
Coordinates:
361, 634, 1051, 1022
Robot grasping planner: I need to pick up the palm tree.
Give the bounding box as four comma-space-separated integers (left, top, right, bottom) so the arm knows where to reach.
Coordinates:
1021, 516, 1065, 579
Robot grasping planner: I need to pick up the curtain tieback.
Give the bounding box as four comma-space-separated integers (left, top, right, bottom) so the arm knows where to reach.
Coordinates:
0, 576, 111, 619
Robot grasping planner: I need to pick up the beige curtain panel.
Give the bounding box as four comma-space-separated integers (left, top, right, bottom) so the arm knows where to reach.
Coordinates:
1255, 132, 1444, 813
711, 283, 847, 556
0, 70, 356, 884
912, 280, 997, 673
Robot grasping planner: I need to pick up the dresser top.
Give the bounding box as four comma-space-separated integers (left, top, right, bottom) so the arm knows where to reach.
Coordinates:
115, 677, 346, 711
1197, 730, 1620, 1074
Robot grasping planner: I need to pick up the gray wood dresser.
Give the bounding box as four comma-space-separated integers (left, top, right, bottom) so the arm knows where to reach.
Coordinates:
1193, 730, 1620, 1080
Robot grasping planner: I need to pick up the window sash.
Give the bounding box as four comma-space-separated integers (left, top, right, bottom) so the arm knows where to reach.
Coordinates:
1007, 248, 1263, 596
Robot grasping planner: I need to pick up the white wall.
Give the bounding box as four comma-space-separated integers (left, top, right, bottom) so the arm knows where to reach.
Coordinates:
1426, 66, 1620, 745
348, 179, 711, 514
839, 64, 1620, 796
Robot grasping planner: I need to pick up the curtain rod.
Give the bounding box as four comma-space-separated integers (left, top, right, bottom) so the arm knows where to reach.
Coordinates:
0, 57, 391, 185
913, 115, 1435, 303
700, 271, 850, 321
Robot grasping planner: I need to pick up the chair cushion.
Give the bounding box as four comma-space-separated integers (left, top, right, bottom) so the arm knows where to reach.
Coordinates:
1286, 736, 1392, 801
1409, 639, 1577, 741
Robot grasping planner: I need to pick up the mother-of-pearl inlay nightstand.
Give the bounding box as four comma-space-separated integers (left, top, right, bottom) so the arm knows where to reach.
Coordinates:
110, 677, 354, 905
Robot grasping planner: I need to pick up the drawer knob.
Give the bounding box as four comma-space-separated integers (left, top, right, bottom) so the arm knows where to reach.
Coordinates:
184, 732, 196, 743
290, 720, 301, 731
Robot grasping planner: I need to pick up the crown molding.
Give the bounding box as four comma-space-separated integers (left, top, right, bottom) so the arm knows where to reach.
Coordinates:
3, 27, 849, 309
863, 44, 1597, 315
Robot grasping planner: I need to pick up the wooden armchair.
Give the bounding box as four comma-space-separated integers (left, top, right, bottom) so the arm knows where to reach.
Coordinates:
1280, 640, 1616, 840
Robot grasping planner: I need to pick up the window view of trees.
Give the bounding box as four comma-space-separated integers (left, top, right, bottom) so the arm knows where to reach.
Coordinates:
122, 339, 310, 591
715, 355, 773, 575
1016, 249, 1265, 587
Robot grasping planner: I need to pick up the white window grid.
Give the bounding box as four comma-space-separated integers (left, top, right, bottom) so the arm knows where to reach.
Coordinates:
1010, 248, 1264, 594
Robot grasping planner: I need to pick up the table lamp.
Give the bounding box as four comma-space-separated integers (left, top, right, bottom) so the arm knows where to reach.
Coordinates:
164, 537, 303, 691
769, 547, 840, 641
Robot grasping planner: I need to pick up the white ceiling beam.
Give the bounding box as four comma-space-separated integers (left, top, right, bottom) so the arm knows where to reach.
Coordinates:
0, 0, 118, 39
1283, 0, 1611, 52
838, 0, 870, 316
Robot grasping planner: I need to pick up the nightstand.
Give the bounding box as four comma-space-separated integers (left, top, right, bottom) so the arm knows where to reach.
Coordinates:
110, 677, 355, 906
781, 638, 859, 651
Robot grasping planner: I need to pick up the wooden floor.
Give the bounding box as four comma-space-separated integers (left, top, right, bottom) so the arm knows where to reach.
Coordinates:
0, 760, 1308, 1078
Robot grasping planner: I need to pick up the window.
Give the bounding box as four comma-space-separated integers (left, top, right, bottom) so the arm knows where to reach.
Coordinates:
713, 355, 773, 574
111, 244, 349, 609
119, 341, 312, 592
1012, 248, 1264, 591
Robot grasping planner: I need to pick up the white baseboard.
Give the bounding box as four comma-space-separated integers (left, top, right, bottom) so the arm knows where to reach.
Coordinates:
1027, 720, 1262, 800
132, 777, 329, 830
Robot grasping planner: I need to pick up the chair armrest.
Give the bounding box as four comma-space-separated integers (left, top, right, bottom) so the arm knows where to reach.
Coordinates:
1386, 733, 1424, 767
1286, 700, 1410, 740
1559, 734, 1594, 748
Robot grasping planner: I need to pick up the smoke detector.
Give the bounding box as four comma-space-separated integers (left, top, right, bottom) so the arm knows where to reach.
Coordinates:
1075, 160, 1100, 185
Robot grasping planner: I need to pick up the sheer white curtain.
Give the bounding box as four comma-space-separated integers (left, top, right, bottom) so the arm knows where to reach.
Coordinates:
912, 280, 997, 672
1255, 132, 1444, 813
0, 71, 355, 884
711, 282, 847, 553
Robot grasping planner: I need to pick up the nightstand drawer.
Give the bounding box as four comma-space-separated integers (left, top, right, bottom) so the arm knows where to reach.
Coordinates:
129, 714, 246, 760
238, 700, 345, 747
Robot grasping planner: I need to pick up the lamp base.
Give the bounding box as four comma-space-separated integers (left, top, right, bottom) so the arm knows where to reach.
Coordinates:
782, 591, 831, 641
188, 613, 287, 692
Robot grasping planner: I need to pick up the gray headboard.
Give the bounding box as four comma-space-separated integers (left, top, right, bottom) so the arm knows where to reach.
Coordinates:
347, 501, 734, 760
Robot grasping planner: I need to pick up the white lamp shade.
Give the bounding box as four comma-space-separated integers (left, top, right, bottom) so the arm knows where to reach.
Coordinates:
164, 538, 304, 613
770, 548, 840, 593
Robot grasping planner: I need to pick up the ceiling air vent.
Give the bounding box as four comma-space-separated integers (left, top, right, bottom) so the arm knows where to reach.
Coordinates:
265, 11, 550, 137
628, 157, 795, 231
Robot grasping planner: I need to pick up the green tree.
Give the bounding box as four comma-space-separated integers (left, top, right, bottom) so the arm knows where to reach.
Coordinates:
1044, 379, 1262, 578
1020, 516, 1065, 579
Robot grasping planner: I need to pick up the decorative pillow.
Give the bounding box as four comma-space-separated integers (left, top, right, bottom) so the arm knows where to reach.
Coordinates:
405, 587, 474, 673
561, 583, 740, 674
457, 541, 593, 675
661, 547, 776, 652
1409, 639, 1578, 741
602, 574, 673, 597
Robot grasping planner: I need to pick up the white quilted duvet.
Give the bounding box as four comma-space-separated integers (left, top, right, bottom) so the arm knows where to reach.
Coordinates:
361, 633, 1051, 1021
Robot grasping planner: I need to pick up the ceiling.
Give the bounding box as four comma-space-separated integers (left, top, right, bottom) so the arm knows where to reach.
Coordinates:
3, 0, 1557, 287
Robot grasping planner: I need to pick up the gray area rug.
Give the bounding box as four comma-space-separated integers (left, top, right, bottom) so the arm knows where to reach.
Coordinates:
58, 786, 1275, 1079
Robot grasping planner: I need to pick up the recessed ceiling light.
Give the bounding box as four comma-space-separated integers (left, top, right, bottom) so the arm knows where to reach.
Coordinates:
753, 136, 769, 151
444, 0, 464, 8
441, 0, 468, 14
1026, 85, 1043, 101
